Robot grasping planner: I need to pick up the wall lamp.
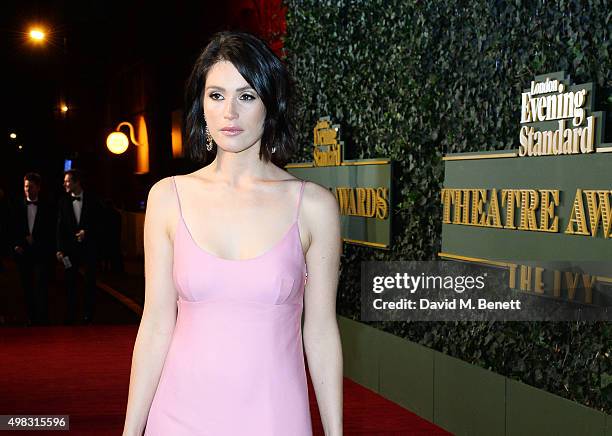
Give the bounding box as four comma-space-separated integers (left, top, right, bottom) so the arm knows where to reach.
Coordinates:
106, 121, 141, 155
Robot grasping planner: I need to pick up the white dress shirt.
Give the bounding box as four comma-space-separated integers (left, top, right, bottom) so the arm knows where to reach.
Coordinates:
71, 191, 83, 225
26, 199, 38, 236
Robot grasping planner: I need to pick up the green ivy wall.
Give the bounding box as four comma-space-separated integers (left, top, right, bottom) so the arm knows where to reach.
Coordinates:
283, 0, 611, 413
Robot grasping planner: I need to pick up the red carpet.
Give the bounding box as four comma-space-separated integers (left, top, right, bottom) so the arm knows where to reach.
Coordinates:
0, 326, 451, 435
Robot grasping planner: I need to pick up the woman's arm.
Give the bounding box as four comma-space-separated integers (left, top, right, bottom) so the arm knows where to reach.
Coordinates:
122, 178, 179, 436
302, 182, 343, 436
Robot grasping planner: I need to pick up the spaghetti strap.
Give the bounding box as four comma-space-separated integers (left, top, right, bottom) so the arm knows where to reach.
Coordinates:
295, 180, 306, 222
171, 176, 183, 218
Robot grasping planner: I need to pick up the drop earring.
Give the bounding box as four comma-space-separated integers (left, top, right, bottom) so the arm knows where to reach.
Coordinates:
203, 115, 214, 151
271, 146, 277, 154
205, 125, 213, 151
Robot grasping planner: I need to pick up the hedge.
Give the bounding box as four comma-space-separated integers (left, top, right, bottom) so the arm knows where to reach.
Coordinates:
284, 0, 611, 413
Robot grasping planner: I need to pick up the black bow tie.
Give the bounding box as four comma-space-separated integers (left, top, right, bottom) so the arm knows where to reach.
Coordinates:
26, 200, 38, 205
71, 196, 81, 202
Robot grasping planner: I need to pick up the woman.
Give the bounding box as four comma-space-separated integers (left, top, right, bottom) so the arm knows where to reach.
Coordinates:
122, 31, 343, 436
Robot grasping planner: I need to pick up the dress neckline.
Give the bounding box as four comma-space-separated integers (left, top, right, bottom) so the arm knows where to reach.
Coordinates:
177, 214, 303, 263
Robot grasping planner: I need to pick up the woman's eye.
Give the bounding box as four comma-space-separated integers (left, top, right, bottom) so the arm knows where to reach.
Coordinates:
208, 92, 255, 101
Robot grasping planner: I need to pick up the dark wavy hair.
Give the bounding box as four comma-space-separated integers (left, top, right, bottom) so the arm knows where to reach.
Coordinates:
184, 31, 296, 166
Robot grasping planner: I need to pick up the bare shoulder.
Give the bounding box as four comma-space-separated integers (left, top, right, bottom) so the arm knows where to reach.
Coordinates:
145, 177, 178, 234
301, 180, 341, 241
302, 180, 338, 211
147, 176, 176, 208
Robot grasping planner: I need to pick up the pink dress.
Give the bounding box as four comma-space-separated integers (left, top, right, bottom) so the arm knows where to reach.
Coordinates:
144, 177, 313, 436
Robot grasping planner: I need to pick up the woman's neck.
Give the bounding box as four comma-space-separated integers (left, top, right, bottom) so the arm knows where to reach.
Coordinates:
206, 148, 274, 187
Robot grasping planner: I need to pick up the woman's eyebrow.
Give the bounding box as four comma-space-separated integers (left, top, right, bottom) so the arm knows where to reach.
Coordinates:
205, 85, 254, 92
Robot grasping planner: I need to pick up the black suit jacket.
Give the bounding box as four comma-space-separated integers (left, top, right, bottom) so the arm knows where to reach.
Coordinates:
56, 191, 104, 256
10, 198, 56, 259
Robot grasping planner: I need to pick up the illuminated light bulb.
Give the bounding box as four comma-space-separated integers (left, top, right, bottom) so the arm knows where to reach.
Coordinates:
106, 131, 129, 154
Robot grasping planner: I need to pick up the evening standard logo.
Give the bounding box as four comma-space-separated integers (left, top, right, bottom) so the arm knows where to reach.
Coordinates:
517, 71, 611, 156
372, 272, 487, 294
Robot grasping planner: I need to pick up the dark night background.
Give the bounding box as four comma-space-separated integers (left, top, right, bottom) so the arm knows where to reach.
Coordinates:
0, 0, 286, 210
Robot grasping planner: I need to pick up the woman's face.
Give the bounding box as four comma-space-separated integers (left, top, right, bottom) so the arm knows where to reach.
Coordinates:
202, 60, 267, 154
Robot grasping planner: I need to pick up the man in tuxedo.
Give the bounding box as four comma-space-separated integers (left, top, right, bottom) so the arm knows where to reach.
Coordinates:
10, 172, 55, 326
56, 169, 104, 325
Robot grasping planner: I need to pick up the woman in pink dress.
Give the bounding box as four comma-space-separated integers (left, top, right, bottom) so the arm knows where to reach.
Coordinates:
122, 31, 343, 436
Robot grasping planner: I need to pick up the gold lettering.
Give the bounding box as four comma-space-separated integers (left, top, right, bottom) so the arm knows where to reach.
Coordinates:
565, 189, 590, 235
562, 123, 573, 153
520, 265, 532, 291
534, 267, 545, 294
471, 189, 487, 226
536, 96, 547, 121
545, 94, 558, 120
539, 190, 559, 232
519, 126, 529, 156
356, 188, 367, 217
485, 189, 502, 228
313, 143, 341, 166
508, 265, 594, 304
533, 131, 542, 155
562, 91, 575, 119
579, 116, 594, 153
572, 128, 580, 153
502, 189, 521, 229
336, 187, 388, 220
441, 188, 566, 234
565, 272, 580, 301
582, 275, 596, 304
584, 190, 612, 238
441, 189, 453, 224
375, 188, 389, 220
364, 189, 376, 218
520, 92, 532, 123
552, 120, 564, 154
453, 190, 471, 225
518, 190, 539, 230
573, 90, 586, 125
336, 187, 352, 215
541, 130, 553, 155
508, 264, 517, 289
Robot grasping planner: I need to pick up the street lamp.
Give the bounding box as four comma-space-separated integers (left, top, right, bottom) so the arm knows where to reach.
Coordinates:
27, 24, 70, 118
29, 28, 45, 42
